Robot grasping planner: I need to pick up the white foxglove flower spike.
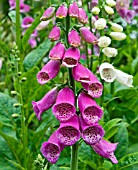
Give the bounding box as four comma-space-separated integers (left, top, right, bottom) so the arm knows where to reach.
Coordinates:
99, 62, 116, 82
102, 47, 118, 57
115, 69, 133, 87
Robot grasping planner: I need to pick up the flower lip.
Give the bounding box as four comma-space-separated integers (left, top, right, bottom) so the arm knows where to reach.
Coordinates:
37, 72, 50, 85
88, 83, 103, 98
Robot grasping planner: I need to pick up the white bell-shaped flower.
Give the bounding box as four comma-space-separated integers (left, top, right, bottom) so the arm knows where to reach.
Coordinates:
99, 62, 116, 82
104, 6, 114, 15
106, 0, 116, 7
111, 23, 123, 32
92, 7, 100, 15
98, 36, 111, 47
102, 47, 118, 57
110, 32, 126, 41
94, 18, 106, 30
115, 69, 133, 87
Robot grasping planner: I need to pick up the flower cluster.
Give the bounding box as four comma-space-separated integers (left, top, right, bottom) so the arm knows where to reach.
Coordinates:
32, 1, 119, 165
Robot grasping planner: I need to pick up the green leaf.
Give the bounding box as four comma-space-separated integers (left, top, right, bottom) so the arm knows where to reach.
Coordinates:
22, 8, 44, 51
8, 11, 22, 24
104, 126, 120, 140
103, 118, 122, 132
23, 39, 51, 71
0, 40, 10, 56
114, 124, 128, 159
112, 152, 138, 170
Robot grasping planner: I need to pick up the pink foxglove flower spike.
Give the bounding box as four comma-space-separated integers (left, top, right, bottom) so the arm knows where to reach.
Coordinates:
52, 87, 76, 122
56, 115, 81, 146
37, 60, 61, 85
49, 26, 61, 42
78, 92, 103, 125
62, 47, 80, 68
32, 87, 58, 120
80, 117, 104, 145
91, 139, 118, 164
40, 131, 65, 164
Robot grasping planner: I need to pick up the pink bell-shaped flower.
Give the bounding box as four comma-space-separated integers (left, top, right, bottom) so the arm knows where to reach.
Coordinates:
72, 63, 90, 83
56, 4, 68, 18
56, 115, 81, 146
78, 92, 103, 125
49, 42, 65, 60
40, 131, 65, 164
68, 30, 81, 47
37, 60, 61, 85
80, 116, 104, 145
81, 69, 103, 98
62, 47, 80, 68
91, 139, 118, 164
79, 27, 97, 44
49, 25, 61, 42
32, 87, 58, 120
40, 6, 56, 21
78, 8, 88, 24
52, 87, 76, 122
69, 1, 79, 18
21, 16, 34, 29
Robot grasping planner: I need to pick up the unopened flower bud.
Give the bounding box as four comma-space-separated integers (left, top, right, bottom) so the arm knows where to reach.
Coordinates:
110, 32, 126, 40
12, 114, 20, 118
18, 72, 22, 76
102, 47, 118, 57
40, 7, 55, 21
98, 36, 111, 47
110, 23, 123, 32
94, 18, 106, 30
13, 103, 22, 107
21, 77, 27, 82
104, 5, 114, 15
106, 0, 116, 7
11, 91, 18, 95
92, 7, 100, 15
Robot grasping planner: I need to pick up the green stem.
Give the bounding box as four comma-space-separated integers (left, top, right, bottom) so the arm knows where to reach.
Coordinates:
110, 81, 115, 94
16, 0, 21, 50
71, 143, 79, 170
85, 42, 89, 68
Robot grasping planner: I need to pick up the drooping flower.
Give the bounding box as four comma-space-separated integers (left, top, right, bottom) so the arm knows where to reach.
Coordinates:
49, 25, 60, 42
94, 18, 106, 30
80, 117, 104, 145
56, 4, 68, 19
78, 8, 88, 24
102, 47, 118, 57
40, 6, 56, 21
19, 3, 30, 13
79, 27, 97, 44
104, 5, 114, 15
49, 42, 65, 60
36, 20, 50, 31
81, 69, 103, 98
21, 17, 34, 29
72, 63, 90, 83
91, 139, 118, 164
110, 32, 126, 41
56, 115, 81, 146
37, 60, 61, 85
52, 87, 76, 122
99, 62, 116, 82
78, 92, 103, 125
118, 9, 135, 23
32, 87, 58, 120
40, 131, 65, 164
110, 22, 123, 32
28, 38, 37, 48
68, 30, 81, 47
97, 36, 111, 48
69, 1, 79, 18
115, 69, 133, 87
106, 0, 116, 7
62, 47, 80, 68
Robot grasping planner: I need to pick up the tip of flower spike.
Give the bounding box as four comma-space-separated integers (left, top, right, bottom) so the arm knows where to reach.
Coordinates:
32, 101, 42, 120
40, 142, 60, 164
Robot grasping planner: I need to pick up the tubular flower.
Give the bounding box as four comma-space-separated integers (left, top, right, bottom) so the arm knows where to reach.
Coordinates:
133, 0, 138, 15
40, 6, 55, 21
36, 21, 50, 31
62, 47, 80, 68
104, 5, 114, 15
92, 7, 100, 15
19, 3, 30, 13
81, 69, 103, 98
99, 62, 116, 82
106, 0, 116, 7
52, 87, 76, 122
68, 30, 81, 47
40, 131, 65, 164
116, 0, 130, 12
79, 27, 97, 44
118, 9, 135, 23
49, 25, 60, 42
102, 47, 118, 57
110, 32, 126, 41
78, 92, 103, 125
91, 139, 118, 164
80, 117, 104, 145
32, 87, 58, 120
94, 18, 106, 30
56, 115, 81, 146
21, 17, 34, 29
110, 23, 123, 32
56, 4, 68, 19
78, 8, 88, 24
115, 69, 133, 87
97, 36, 111, 48
37, 60, 61, 85
49, 42, 65, 60
28, 38, 37, 49
72, 63, 90, 83
69, 1, 79, 18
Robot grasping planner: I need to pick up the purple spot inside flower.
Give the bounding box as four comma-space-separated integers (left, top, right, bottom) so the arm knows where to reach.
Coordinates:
38, 72, 49, 83
89, 83, 102, 98
63, 58, 77, 65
